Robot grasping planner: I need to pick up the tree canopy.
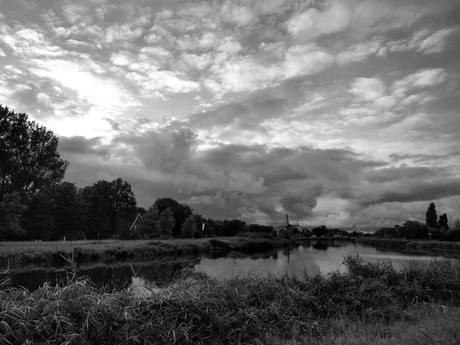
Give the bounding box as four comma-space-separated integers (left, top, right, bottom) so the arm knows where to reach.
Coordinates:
425, 202, 438, 229
0, 105, 68, 202
81, 178, 137, 239
438, 213, 449, 231
152, 198, 193, 237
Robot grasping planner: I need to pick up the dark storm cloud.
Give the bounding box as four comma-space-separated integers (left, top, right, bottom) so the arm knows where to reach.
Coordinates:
371, 179, 460, 205
59, 136, 111, 158
114, 127, 197, 173
200, 144, 384, 185
105, 127, 386, 222
280, 183, 323, 217
340, 170, 460, 207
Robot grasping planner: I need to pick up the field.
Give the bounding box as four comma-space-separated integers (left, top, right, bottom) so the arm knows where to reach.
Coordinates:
1, 257, 460, 344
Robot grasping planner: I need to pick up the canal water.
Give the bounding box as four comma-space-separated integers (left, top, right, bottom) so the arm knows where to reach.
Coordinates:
7, 241, 450, 291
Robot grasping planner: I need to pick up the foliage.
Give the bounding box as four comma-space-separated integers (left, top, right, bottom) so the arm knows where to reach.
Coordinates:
438, 213, 449, 230
425, 202, 438, 229
158, 207, 175, 237
51, 182, 85, 240
20, 182, 86, 241
402, 220, 429, 240
441, 228, 460, 242
181, 215, 196, 238
0, 192, 27, 240
21, 190, 55, 240
152, 198, 193, 237
221, 219, 246, 236
0, 105, 68, 202
246, 224, 274, 234
138, 207, 160, 239
81, 178, 137, 239
312, 225, 327, 237
204, 218, 223, 237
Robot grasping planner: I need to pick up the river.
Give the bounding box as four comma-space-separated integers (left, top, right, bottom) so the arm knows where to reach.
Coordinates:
6, 240, 452, 291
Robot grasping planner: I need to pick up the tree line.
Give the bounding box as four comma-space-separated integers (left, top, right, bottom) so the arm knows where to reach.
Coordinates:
375, 202, 460, 241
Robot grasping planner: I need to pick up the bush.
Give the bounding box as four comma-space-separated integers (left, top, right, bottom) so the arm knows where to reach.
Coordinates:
441, 228, 460, 242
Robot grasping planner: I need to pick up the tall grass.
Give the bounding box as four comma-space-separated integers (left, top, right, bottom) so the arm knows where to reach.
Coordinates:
1, 257, 460, 344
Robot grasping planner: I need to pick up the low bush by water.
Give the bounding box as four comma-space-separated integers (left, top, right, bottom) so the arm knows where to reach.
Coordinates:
1, 257, 460, 344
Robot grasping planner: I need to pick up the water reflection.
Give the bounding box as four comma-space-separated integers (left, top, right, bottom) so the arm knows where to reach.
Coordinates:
194, 241, 448, 280
10, 257, 201, 291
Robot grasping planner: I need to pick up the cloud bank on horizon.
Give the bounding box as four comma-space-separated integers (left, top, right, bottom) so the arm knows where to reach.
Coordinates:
1, 0, 460, 229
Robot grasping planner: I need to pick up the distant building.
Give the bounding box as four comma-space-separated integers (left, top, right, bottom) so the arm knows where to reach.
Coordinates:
129, 213, 144, 233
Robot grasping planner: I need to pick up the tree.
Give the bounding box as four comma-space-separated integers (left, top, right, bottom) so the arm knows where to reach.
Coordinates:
152, 198, 193, 237
109, 178, 137, 237
404, 220, 429, 239
181, 215, 196, 238
21, 182, 85, 240
139, 206, 160, 238
425, 202, 438, 229
158, 208, 175, 237
51, 182, 85, 240
0, 192, 27, 240
81, 178, 137, 239
438, 213, 449, 231
0, 105, 68, 202
21, 189, 55, 240
312, 225, 328, 237
221, 219, 246, 237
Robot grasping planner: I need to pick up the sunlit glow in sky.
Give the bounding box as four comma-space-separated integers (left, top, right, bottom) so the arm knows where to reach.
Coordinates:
1, 0, 460, 229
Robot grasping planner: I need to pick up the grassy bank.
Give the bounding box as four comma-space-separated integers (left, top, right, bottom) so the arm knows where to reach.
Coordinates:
357, 238, 460, 257
0, 237, 291, 269
1, 257, 460, 344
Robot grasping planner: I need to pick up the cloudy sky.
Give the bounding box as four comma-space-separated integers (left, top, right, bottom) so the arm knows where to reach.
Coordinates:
1, 0, 460, 229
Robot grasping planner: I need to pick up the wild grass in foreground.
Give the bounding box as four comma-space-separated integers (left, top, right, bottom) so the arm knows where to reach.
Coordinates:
1, 257, 460, 345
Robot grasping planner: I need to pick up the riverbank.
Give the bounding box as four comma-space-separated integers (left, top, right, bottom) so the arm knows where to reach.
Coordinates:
1, 257, 459, 344
0, 237, 292, 269
356, 238, 460, 257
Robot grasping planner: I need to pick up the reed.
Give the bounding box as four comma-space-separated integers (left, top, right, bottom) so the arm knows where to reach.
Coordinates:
1, 257, 459, 344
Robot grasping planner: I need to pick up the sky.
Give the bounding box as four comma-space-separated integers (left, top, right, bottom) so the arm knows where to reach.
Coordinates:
1, 0, 460, 230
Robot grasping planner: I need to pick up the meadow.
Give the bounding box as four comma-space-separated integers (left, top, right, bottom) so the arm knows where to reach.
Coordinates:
1, 257, 460, 344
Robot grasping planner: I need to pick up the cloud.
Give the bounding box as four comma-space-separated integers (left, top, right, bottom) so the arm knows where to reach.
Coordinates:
392, 68, 448, 94
59, 136, 111, 158
220, 3, 254, 27
209, 44, 334, 95
31, 58, 139, 111
187, 94, 290, 137
350, 77, 386, 102
282, 44, 335, 79
105, 24, 143, 43
62, 124, 384, 223
389, 27, 460, 55
336, 40, 386, 65
340, 165, 460, 207
287, 1, 352, 39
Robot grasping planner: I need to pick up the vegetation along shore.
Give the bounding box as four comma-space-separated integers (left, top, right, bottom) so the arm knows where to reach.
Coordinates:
1, 257, 460, 344
357, 238, 460, 258
0, 237, 292, 269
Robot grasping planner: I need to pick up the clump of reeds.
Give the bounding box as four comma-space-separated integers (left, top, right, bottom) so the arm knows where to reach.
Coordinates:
1, 257, 460, 344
